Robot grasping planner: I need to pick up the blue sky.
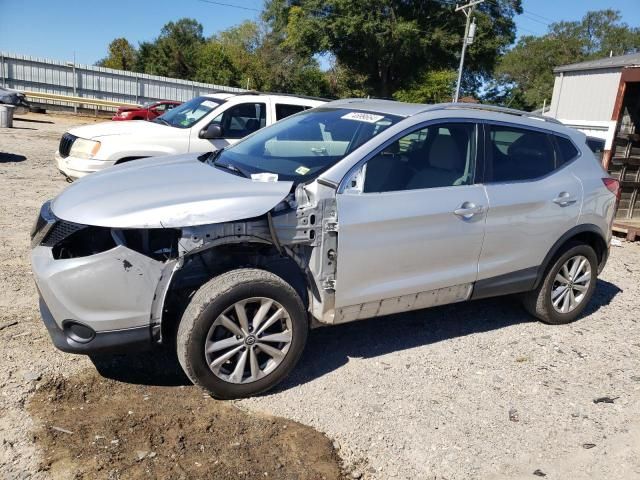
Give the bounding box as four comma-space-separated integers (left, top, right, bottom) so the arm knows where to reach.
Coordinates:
0, 0, 638, 66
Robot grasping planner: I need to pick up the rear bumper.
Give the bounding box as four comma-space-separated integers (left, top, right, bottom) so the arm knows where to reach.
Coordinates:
39, 297, 152, 354
55, 151, 115, 179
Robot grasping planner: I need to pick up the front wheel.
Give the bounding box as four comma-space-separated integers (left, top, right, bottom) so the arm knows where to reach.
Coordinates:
522, 243, 598, 325
177, 269, 308, 399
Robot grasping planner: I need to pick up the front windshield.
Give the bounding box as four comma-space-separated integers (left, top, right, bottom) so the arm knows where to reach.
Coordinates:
154, 96, 223, 128
211, 108, 402, 183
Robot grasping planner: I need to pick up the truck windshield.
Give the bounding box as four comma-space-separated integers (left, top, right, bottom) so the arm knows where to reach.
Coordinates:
154, 96, 223, 128
209, 108, 402, 183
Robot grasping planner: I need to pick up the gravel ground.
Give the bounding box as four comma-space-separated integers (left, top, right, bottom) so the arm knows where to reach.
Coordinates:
1, 113, 640, 480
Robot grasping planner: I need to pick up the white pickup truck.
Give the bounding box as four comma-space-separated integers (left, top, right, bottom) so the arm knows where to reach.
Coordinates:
55, 92, 325, 179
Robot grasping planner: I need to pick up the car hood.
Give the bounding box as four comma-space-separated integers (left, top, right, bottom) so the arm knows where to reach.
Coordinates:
51, 154, 294, 228
68, 120, 172, 139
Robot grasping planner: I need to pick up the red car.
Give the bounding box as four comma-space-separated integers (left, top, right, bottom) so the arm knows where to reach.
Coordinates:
112, 100, 181, 121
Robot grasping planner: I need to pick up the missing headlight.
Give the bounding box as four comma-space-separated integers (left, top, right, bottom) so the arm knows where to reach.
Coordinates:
52, 226, 115, 259
49, 224, 180, 262
116, 228, 181, 261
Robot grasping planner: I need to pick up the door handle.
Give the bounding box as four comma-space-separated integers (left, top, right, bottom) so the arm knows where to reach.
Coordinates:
553, 192, 577, 207
454, 202, 486, 219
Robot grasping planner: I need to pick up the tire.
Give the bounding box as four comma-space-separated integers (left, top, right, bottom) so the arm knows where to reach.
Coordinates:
177, 269, 308, 399
522, 243, 598, 325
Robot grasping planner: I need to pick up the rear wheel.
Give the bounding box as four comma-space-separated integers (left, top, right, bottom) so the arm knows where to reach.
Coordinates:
522, 243, 598, 325
177, 269, 308, 399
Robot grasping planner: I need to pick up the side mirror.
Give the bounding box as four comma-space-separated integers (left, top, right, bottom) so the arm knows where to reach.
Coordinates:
199, 124, 223, 139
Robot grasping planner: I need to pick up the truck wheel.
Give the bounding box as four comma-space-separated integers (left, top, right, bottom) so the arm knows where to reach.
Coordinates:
177, 269, 308, 399
522, 243, 598, 325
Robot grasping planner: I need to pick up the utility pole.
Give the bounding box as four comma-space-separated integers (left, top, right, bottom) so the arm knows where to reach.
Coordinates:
453, 0, 483, 103
72, 52, 77, 114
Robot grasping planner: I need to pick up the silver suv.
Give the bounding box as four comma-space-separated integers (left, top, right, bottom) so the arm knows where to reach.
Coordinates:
31, 100, 619, 399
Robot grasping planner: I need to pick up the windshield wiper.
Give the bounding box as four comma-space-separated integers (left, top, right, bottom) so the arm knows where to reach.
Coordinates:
154, 117, 171, 126
207, 148, 248, 178
215, 161, 247, 177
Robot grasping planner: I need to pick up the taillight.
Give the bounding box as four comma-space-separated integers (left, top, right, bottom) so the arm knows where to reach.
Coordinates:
602, 178, 621, 202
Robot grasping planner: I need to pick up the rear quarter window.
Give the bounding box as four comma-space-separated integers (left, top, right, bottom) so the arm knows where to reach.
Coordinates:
555, 136, 580, 166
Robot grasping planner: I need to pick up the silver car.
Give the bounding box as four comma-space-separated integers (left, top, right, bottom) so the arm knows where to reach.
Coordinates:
31, 100, 619, 399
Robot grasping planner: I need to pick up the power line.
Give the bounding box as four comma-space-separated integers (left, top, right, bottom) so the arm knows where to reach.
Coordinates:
520, 13, 550, 26
197, 0, 260, 12
196, 0, 463, 39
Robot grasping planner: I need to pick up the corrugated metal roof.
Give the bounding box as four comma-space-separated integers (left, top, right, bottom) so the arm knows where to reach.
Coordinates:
554, 52, 640, 73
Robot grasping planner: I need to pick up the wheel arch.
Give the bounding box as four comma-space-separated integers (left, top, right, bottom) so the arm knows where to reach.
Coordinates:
156, 240, 311, 344
534, 223, 609, 289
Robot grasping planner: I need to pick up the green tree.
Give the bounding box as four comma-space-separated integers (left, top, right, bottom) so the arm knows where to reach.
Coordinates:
393, 70, 457, 104
146, 18, 205, 79
263, 0, 522, 98
495, 9, 640, 110
97, 38, 137, 71
194, 41, 239, 85
135, 41, 155, 73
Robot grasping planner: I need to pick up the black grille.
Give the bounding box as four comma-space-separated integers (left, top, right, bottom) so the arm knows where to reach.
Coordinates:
58, 133, 77, 158
41, 221, 87, 247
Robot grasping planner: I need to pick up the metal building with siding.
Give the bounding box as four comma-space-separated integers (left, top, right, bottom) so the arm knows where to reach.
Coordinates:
548, 52, 640, 238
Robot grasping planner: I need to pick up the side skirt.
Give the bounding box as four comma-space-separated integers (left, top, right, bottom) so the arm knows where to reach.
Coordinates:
333, 283, 473, 324
328, 267, 540, 325
470, 267, 538, 300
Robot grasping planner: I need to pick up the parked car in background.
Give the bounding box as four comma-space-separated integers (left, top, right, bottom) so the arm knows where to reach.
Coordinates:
112, 100, 181, 121
56, 92, 326, 180
33, 100, 618, 399
586, 136, 606, 162
0, 86, 30, 113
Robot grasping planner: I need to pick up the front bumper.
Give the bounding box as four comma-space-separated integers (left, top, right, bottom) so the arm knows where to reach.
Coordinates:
39, 297, 152, 354
31, 245, 164, 354
55, 151, 115, 180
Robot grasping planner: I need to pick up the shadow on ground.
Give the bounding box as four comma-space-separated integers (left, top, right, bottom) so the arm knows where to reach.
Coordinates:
91, 279, 622, 392
0, 152, 27, 163
14, 116, 54, 124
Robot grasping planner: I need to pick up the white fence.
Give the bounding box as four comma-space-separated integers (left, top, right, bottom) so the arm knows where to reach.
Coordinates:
0, 52, 244, 111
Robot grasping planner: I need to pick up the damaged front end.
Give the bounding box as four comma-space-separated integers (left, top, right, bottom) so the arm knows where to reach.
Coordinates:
154, 180, 340, 343
30, 201, 182, 353
31, 179, 340, 354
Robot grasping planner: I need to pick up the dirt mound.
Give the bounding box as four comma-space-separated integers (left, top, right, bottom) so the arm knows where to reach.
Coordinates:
28, 372, 345, 480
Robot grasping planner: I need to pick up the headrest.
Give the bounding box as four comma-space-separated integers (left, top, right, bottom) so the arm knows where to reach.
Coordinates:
429, 134, 463, 171
507, 133, 551, 159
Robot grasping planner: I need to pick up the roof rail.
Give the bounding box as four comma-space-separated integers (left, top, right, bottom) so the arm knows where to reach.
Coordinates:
230, 90, 332, 102
420, 102, 563, 125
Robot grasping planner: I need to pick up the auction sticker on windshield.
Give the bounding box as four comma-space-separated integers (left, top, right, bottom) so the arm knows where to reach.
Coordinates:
341, 112, 385, 123
295, 166, 310, 175
201, 100, 218, 109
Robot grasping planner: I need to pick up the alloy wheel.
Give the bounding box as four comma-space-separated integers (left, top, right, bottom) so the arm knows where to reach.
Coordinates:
204, 297, 293, 384
550, 255, 592, 314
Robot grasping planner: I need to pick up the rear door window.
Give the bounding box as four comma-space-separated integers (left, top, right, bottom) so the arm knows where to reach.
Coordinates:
486, 125, 556, 182
275, 104, 308, 121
